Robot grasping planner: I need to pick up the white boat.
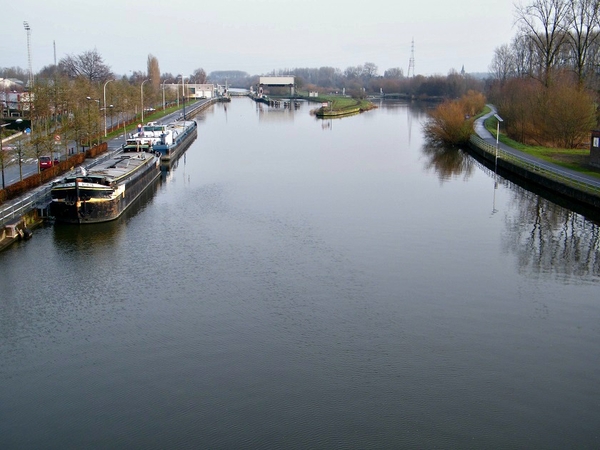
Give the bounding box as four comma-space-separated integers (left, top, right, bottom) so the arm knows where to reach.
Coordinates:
152, 120, 198, 163
124, 120, 198, 164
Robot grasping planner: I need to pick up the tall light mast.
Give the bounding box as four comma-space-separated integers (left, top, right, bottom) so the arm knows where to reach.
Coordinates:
23, 22, 33, 89
23, 21, 33, 134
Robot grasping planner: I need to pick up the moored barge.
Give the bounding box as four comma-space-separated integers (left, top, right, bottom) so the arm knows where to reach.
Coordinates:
153, 119, 198, 163
50, 149, 161, 224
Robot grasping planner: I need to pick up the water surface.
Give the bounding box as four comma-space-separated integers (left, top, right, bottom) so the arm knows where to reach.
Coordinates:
1, 98, 599, 449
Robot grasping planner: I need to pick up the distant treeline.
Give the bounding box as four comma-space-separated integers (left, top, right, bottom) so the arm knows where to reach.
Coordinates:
208, 64, 485, 100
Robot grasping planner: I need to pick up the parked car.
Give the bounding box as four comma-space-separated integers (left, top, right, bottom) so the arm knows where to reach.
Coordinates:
39, 155, 58, 170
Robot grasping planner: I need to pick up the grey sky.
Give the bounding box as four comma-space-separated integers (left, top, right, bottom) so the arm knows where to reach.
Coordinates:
3, 0, 516, 78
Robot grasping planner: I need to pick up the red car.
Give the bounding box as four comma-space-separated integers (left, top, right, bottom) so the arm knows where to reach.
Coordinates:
39, 156, 58, 170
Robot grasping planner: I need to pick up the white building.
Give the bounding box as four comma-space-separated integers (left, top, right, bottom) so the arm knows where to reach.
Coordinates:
165, 83, 216, 99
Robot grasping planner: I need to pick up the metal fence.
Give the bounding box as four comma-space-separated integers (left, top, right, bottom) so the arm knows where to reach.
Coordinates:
469, 135, 600, 197
2, 99, 219, 228
0, 184, 51, 227
0, 145, 124, 227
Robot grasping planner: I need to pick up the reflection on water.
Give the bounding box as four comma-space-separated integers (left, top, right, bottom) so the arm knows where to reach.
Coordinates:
2, 99, 600, 449
52, 178, 160, 251
421, 143, 475, 182
504, 182, 600, 282
422, 137, 600, 282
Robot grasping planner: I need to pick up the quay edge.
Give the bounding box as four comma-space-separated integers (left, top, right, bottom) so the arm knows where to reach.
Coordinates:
468, 135, 600, 212
0, 210, 42, 252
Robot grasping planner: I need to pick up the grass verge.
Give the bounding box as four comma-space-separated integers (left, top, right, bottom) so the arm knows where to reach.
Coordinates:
483, 115, 600, 179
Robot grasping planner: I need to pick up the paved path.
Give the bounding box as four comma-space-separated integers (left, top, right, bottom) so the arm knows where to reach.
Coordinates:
474, 105, 600, 190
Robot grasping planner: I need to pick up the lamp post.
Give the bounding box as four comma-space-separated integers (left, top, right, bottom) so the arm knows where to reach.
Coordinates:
103, 79, 115, 137
179, 75, 187, 120
494, 114, 503, 177
1, 119, 23, 189
121, 110, 127, 145
141, 79, 150, 122
86, 96, 100, 146
161, 80, 166, 110
108, 104, 114, 130
23, 22, 33, 135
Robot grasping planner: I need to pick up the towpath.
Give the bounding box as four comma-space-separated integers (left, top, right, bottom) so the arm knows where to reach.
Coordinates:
473, 105, 600, 191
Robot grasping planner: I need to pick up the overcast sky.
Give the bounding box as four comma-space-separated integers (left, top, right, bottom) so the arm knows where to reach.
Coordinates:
3, 0, 516, 78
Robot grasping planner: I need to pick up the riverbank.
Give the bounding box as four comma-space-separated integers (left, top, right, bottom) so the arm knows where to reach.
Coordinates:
482, 107, 600, 178
0, 98, 219, 251
250, 94, 376, 117
470, 106, 600, 212
311, 96, 376, 118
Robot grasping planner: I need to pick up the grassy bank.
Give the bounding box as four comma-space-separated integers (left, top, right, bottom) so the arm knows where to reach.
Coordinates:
483, 115, 600, 179
306, 96, 376, 117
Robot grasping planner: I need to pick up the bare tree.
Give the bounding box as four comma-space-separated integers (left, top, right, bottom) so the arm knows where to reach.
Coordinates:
59, 49, 112, 82
317, 67, 340, 87
565, 0, 600, 86
362, 62, 378, 79
384, 67, 404, 79
192, 68, 207, 84
515, 0, 571, 85
344, 65, 363, 79
490, 44, 517, 82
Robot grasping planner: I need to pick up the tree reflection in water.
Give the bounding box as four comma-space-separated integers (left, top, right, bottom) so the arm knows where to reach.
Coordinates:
421, 141, 475, 183
421, 139, 600, 282
503, 184, 600, 282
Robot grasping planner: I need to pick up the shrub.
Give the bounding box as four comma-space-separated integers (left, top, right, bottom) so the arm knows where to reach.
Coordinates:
496, 74, 597, 148
424, 99, 474, 145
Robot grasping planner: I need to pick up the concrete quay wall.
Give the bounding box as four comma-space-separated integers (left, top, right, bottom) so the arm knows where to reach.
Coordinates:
468, 135, 600, 210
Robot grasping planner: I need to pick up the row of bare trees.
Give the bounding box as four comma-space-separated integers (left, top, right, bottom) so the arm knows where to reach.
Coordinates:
491, 0, 600, 88
2, 50, 209, 175
488, 0, 600, 148
271, 64, 484, 99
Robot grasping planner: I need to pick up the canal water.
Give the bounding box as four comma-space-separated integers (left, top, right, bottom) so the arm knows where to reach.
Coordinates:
1, 98, 599, 449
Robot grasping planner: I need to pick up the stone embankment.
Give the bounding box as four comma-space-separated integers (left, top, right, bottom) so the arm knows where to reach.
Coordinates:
469, 106, 600, 211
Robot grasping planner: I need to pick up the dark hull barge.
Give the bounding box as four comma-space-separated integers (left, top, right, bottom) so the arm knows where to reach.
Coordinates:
50, 150, 161, 224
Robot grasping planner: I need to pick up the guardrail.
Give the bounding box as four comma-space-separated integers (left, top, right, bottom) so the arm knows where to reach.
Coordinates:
0, 145, 124, 227
469, 135, 600, 197
0, 184, 51, 227
1, 99, 219, 228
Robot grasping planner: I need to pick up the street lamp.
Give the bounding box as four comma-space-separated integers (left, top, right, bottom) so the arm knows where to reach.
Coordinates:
1, 119, 23, 189
86, 96, 100, 146
108, 104, 114, 130
179, 75, 187, 120
103, 79, 115, 137
141, 79, 150, 122
161, 80, 167, 110
494, 114, 503, 177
